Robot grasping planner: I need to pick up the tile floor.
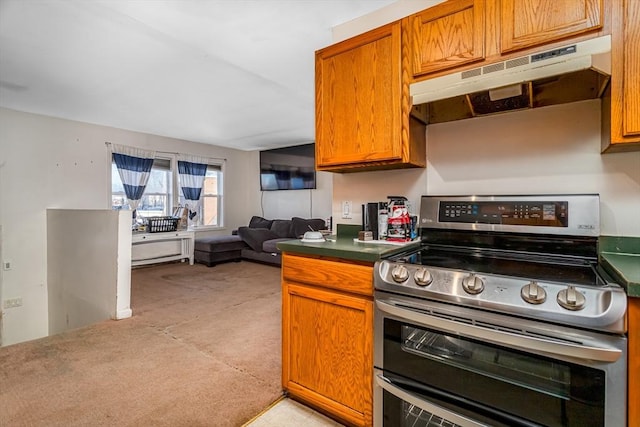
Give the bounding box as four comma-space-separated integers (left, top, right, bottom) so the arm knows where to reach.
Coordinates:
245, 398, 345, 427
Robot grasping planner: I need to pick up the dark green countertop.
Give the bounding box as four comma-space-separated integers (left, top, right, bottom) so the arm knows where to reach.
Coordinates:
277, 232, 640, 294
600, 236, 640, 298
276, 236, 420, 263
277, 224, 420, 263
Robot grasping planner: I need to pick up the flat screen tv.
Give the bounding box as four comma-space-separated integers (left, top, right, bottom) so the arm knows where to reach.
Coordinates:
260, 143, 316, 191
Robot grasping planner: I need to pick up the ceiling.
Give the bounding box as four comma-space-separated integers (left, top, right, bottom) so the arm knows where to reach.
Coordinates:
0, 0, 397, 151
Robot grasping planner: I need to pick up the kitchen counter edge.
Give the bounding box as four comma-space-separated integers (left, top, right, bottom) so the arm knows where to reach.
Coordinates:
600, 236, 640, 298
276, 237, 420, 263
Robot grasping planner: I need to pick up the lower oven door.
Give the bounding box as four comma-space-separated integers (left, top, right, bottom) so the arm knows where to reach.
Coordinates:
375, 367, 512, 427
374, 292, 627, 427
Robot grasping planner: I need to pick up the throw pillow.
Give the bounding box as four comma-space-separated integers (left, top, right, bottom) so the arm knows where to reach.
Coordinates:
291, 217, 327, 238
270, 220, 293, 238
248, 216, 273, 229
237, 227, 278, 252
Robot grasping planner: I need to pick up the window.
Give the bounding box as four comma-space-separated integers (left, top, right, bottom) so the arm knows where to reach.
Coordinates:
111, 153, 224, 229
111, 158, 173, 218
178, 164, 223, 227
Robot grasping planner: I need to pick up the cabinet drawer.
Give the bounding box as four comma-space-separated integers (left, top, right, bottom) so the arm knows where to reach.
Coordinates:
282, 254, 373, 296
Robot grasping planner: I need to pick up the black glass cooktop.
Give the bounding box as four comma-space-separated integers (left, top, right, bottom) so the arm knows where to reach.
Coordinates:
392, 247, 608, 287
384, 229, 619, 288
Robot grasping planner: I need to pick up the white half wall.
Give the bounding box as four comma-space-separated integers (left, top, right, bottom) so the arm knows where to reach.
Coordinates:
0, 225, 3, 346
116, 211, 133, 320
0, 107, 257, 345
47, 209, 131, 335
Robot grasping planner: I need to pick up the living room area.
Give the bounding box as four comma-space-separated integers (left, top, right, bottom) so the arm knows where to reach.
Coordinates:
0, 107, 334, 348
0, 107, 336, 425
1, 258, 307, 425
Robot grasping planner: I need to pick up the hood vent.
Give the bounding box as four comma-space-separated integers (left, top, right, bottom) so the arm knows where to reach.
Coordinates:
410, 36, 611, 124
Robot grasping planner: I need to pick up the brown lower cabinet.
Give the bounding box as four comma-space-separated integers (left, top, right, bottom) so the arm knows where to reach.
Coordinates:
282, 253, 374, 427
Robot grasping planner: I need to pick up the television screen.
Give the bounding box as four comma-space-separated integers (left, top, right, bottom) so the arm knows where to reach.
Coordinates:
260, 143, 316, 191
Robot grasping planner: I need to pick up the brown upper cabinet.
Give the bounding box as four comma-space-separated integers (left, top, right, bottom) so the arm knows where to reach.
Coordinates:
315, 21, 426, 172
603, 0, 640, 152
315, 0, 638, 171
500, 0, 604, 53
410, 0, 486, 77
410, 0, 604, 80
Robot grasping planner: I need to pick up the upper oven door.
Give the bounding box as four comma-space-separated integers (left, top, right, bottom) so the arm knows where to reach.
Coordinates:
374, 292, 627, 427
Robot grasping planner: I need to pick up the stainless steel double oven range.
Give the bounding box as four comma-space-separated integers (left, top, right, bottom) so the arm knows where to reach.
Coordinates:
373, 195, 627, 427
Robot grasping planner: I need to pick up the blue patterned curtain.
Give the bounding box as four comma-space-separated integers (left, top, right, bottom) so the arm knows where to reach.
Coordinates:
111, 144, 156, 217
177, 155, 208, 222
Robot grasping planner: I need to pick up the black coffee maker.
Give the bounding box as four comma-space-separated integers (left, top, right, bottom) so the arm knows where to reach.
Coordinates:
362, 202, 388, 240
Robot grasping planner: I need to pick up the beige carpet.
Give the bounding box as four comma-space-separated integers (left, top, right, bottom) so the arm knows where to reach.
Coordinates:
0, 261, 284, 426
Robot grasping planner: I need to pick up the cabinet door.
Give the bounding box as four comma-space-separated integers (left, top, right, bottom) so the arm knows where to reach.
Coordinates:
282, 282, 373, 426
410, 0, 485, 77
501, 0, 603, 53
608, 0, 640, 149
315, 22, 402, 168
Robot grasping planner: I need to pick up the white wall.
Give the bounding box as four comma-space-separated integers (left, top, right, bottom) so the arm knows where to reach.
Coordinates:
258, 169, 333, 221
0, 225, 3, 345
331, 1, 640, 238
0, 107, 258, 345
332, 100, 640, 237
194, 150, 332, 237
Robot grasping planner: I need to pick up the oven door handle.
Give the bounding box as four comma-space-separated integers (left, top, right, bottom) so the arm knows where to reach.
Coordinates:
376, 374, 489, 427
376, 300, 622, 362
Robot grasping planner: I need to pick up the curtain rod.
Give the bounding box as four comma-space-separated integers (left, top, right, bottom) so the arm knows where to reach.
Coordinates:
105, 141, 227, 162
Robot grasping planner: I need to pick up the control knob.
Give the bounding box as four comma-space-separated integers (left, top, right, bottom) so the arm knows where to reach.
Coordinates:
521, 281, 546, 304
414, 268, 433, 286
391, 264, 409, 283
557, 285, 586, 311
462, 274, 484, 294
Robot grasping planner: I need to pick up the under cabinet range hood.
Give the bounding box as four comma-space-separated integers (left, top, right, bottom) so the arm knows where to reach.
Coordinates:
410, 36, 611, 124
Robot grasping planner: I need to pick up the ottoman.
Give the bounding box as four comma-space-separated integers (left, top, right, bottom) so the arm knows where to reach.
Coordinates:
194, 235, 248, 267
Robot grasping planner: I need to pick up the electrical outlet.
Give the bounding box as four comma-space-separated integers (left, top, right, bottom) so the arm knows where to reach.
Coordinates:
3, 298, 23, 309
341, 201, 352, 219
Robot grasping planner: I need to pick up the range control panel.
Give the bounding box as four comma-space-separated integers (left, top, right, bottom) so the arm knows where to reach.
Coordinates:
438, 201, 569, 227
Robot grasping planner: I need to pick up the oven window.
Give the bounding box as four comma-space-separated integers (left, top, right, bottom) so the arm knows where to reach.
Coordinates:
402, 401, 459, 427
383, 319, 605, 427
382, 391, 464, 427
402, 326, 571, 399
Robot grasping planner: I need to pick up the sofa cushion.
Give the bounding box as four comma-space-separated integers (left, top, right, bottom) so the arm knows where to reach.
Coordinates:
248, 216, 273, 229
270, 219, 293, 238
290, 217, 327, 238
237, 227, 278, 252
262, 237, 291, 254
241, 248, 282, 266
